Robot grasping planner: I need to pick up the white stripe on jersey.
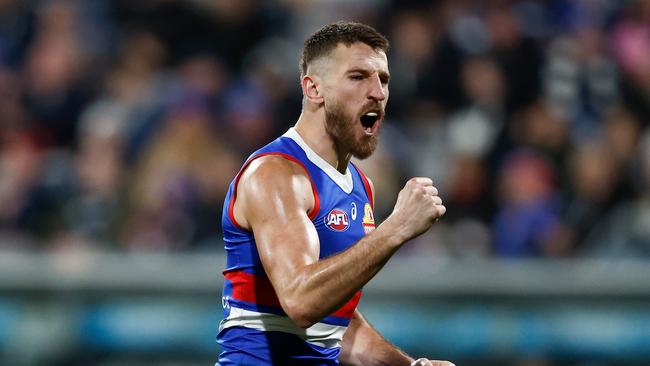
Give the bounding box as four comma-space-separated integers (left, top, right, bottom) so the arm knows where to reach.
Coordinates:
219, 306, 347, 349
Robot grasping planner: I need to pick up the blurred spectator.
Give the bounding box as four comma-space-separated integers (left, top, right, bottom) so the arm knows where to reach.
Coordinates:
0, 114, 43, 247
581, 130, 650, 258
484, 2, 543, 114
0, 0, 34, 67
601, 107, 642, 165
560, 139, 619, 253
242, 36, 301, 134
509, 101, 570, 166
0, 66, 46, 247
49, 101, 129, 250
543, 21, 619, 141
102, 30, 172, 163
220, 79, 275, 155
386, 7, 441, 116
122, 100, 238, 251
610, 0, 650, 120
492, 149, 564, 257
21, 0, 93, 148
445, 56, 506, 221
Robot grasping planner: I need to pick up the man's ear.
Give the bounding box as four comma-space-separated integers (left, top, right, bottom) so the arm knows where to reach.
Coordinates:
301, 75, 324, 105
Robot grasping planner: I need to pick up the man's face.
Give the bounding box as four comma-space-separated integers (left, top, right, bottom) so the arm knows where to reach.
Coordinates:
321, 42, 389, 159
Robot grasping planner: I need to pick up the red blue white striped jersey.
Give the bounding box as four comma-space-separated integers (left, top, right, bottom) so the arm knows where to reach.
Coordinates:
217, 128, 375, 365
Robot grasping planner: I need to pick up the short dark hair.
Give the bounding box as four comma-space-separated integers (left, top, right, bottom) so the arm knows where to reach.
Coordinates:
300, 21, 389, 77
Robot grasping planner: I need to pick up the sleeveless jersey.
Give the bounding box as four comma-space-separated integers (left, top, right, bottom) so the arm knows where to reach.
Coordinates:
217, 128, 376, 365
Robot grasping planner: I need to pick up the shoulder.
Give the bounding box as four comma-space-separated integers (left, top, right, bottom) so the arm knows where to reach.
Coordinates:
241, 154, 311, 187
234, 154, 316, 227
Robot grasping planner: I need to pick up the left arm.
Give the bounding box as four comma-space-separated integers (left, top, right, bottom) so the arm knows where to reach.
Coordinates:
339, 310, 456, 366
339, 310, 413, 366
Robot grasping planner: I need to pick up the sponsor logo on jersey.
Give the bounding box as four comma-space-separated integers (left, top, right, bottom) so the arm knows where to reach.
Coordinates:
362, 203, 375, 234
325, 208, 350, 231
351, 202, 357, 221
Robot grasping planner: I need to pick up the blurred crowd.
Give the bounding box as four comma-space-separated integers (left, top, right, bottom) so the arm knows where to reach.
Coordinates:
0, 0, 649, 258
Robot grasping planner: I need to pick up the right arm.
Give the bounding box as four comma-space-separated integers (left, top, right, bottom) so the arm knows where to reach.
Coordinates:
233, 155, 445, 328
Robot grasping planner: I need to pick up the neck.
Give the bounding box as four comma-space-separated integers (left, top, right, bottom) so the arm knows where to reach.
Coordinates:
294, 112, 351, 174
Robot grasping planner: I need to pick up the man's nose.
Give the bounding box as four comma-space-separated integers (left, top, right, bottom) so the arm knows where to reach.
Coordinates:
368, 75, 387, 101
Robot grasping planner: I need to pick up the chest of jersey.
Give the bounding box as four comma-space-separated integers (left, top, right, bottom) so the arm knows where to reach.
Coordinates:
310, 177, 375, 259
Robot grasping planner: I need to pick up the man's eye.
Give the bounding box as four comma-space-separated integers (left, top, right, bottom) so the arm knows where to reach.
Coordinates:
350, 75, 363, 80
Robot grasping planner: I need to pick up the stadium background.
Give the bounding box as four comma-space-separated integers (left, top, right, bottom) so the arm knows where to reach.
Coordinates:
1, 0, 650, 365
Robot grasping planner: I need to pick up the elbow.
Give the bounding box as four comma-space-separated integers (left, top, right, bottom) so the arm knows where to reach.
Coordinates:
290, 313, 318, 329
282, 297, 320, 329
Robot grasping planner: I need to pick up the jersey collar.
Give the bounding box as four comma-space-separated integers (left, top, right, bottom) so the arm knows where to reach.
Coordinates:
283, 128, 353, 194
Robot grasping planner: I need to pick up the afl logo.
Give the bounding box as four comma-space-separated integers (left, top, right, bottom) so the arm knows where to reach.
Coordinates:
325, 208, 350, 231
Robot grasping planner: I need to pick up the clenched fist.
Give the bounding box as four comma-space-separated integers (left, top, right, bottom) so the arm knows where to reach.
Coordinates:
384, 177, 446, 242
411, 358, 455, 366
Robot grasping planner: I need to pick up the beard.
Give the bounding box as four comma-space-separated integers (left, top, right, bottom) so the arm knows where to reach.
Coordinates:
324, 98, 379, 160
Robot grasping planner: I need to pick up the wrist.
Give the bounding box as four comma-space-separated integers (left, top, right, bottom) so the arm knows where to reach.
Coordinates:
376, 216, 408, 248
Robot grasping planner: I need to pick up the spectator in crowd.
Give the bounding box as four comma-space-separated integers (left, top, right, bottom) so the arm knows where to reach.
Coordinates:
492, 149, 563, 257
581, 130, 650, 258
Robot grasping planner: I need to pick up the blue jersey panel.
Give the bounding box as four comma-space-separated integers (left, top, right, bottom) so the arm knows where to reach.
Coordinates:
217, 327, 340, 366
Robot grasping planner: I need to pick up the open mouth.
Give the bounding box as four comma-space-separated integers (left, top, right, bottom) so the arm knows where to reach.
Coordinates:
360, 112, 380, 134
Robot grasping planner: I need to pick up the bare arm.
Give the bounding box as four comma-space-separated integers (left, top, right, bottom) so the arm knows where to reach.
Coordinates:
340, 311, 456, 366
234, 156, 445, 328
339, 310, 413, 366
